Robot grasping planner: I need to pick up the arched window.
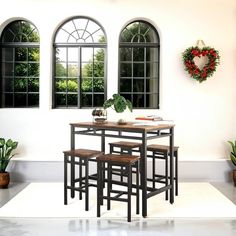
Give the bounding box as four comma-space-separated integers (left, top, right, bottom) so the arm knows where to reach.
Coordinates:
0, 20, 40, 108
53, 17, 107, 108
119, 20, 160, 108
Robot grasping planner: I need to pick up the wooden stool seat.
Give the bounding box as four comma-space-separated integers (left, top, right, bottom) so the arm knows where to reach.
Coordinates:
109, 141, 142, 149
147, 144, 179, 152
63, 149, 103, 158
96, 153, 139, 164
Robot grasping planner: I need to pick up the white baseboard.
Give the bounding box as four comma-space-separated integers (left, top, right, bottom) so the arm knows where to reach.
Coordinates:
7, 159, 233, 182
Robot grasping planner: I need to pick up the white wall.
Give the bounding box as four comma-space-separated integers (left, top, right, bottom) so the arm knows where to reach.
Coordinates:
0, 0, 236, 167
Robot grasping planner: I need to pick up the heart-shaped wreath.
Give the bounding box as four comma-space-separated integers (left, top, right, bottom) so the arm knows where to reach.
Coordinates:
182, 46, 220, 83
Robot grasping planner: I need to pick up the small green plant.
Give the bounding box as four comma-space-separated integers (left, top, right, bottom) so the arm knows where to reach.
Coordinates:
0, 138, 18, 173
103, 94, 132, 113
228, 140, 236, 167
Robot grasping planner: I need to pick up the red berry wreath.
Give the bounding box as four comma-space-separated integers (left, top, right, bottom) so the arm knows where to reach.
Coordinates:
182, 46, 220, 83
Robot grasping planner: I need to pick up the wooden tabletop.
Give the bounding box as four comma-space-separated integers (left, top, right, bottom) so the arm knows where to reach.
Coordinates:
70, 121, 174, 131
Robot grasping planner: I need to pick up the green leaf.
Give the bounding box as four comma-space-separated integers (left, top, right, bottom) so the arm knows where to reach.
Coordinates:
230, 152, 236, 166
103, 98, 114, 109
126, 99, 133, 112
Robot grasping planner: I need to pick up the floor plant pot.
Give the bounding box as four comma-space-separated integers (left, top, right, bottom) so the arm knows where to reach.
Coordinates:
0, 172, 10, 188
233, 170, 236, 187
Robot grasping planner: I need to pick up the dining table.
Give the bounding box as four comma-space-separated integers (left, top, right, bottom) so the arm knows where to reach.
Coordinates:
69, 121, 175, 217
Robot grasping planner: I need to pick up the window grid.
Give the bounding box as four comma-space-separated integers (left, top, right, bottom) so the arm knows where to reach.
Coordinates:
119, 21, 160, 109
53, 17, 107, 108
0, 20, 40, 108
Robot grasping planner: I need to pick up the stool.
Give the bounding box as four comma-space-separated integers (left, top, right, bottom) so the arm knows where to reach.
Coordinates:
96, 154, 140, 222
63, 148, 103, 211
109, 141, 142, 182
147, 144, 179, 197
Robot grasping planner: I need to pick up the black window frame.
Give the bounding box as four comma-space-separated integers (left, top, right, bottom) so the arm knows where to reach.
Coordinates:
118, 20, 160, 109
52, 16, 107, 109
0, 20, 40, 108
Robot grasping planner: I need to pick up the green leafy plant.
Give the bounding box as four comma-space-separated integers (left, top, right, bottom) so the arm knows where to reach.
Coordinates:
228, 140, 236, 167
103, 94, 132, 113
0, 138, 18, 173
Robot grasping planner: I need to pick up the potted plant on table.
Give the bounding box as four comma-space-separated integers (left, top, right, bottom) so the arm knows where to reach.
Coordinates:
0, 138, 18, 188
227, 140, 236, 186
103, 94, 132, 124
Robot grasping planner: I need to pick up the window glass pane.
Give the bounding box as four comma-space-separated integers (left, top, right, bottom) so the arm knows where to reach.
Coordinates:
28, 94, 39, 106
133, 79, 144, 92
56, 94, 66, 106
94, 78, 104, 92
93, 62, 104, 77
68, 79, 78, 92
82, 94, 92, 107
133, 48, 144, 61
56, 78, 67, 92
28, 78, 39, 92
120, 79, 131, 92
29, 63, 39, 76
146, 93, 158, 108
94, 94, 104, 106
68, 48, 78, 62
56, 48, 67, 62
120, 48, 132, 61
14, 94, 26, 107
67, 94, 77, 106
146, 48, 158, 62
146, 78, 158, 93
133, 63, 144, 77
2, 48, 13, 61
15, 63, 27, 76
147, 62, 158, 77
3, 77, 13, 92
28, 48, 39, 61
15, 48, 27, 61
133, 94, 144, 108
120, 63, 132, 77
2, 63, 13, 76
56, 63, 67, 77
82, 78, 92, 92
15, 78, 27, 92
94, 48, 105, 62
82, 48, 93, 62
4, 94, 13, 107
68, 63, 78, 77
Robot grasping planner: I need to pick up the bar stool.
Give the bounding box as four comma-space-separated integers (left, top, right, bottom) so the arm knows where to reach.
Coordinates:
147, 144, 179, 197
96, 154, 140, 222
109, 141, 142, 182
63, 148, 103, 211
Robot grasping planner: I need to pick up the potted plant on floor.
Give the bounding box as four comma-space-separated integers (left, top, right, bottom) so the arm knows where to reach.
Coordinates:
227, 140, 236, 186
103, 94, 132, 124
0, 138, 18, 188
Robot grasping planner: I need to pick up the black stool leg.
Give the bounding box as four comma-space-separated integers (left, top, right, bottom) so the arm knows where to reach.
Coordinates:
152, 152, 156, 189
97, 161, 102, 217
71, 156, 75, 198
175, 150, 178, 196
85, 159, 89, 211
127, 164, 132, 222
165, 151, 168, 200
136, 161, 140, 215
79, 158, 82, 200
107, 163, 111, 210
64, 154, 68, 205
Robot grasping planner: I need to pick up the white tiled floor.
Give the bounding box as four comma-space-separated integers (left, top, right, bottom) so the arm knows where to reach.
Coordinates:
0, 182, 236, 236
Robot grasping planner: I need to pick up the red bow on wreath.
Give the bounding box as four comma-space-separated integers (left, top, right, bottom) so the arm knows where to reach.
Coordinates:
182, 46, 220, 83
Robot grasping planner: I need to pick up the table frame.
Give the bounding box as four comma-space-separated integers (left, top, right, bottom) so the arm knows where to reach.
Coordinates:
70, 121, 174, 217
